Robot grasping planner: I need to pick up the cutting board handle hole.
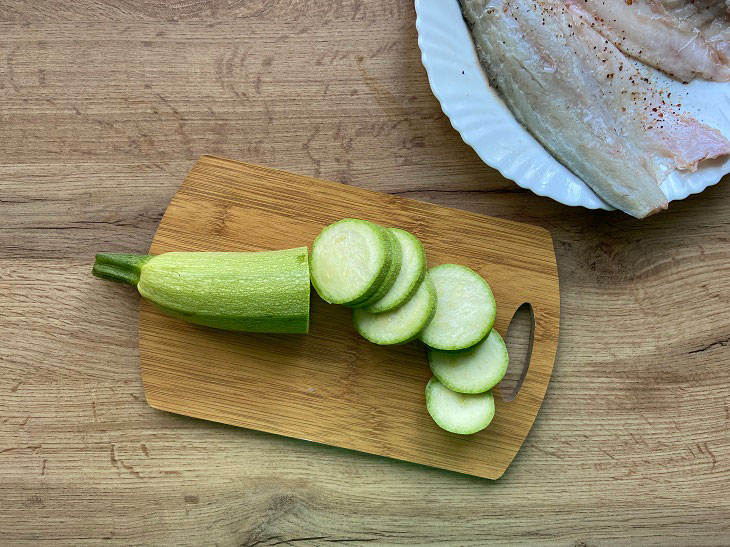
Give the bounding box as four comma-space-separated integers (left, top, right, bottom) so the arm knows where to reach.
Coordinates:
499, 302, 534, 402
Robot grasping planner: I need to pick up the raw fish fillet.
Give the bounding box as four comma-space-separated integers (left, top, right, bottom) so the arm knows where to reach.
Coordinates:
572, 0, 730, 82
661, 0, 730, 63
459, 0, 730, 218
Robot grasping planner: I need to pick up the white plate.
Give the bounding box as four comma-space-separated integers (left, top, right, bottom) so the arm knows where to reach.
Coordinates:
415, 0, 730, 212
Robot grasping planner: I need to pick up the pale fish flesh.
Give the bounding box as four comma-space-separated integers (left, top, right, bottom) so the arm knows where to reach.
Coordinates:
660, 0, 730, 64
459, 0, 730, 218
571, 0, 730, 82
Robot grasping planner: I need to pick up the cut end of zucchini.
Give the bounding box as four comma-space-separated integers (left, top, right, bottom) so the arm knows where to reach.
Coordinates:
425, 377, 495, 435
353, 274, 437, 345
364, 228, 427, 314
429, 329, 508, 394
310, 219, 393, 306
419, 264, 496, 351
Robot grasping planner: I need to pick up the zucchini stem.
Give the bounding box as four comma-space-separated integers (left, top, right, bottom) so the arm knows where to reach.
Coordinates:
92, 253, 153, 286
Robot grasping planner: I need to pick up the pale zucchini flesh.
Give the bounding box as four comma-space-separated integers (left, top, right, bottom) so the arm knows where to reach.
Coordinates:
425, 377, 495, 435
310, 219, 393, 306
353, 274, 437, 345
364, 228, 427, 314
419, 264, 496, 351
429, 329, 508, 394
351, 228, 403, 308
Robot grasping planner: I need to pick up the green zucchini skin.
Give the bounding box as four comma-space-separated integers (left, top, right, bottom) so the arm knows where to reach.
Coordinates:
363, 228, 427, 314
352, 274, 437, 345
93, 248, 310, 334
349, 228, 403, 309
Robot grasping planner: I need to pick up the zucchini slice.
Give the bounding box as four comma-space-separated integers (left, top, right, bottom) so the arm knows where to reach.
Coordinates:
351, 228, 403, 308
428, 330, 508, 394
310, 219, 394, 306
353, 274, 437, 345
419, 264, 496, 351
425, 377, 495, 435
364, 228, 427, 314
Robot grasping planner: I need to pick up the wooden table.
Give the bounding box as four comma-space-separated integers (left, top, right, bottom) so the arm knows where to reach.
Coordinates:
2, 2, 729, 545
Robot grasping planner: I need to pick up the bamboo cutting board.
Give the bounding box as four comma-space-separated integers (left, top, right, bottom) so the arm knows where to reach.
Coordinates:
139, 155, 560, 479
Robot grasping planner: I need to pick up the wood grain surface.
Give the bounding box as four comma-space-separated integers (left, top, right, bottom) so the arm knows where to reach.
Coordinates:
1, 1, 729, 545
139, 156, 559, 479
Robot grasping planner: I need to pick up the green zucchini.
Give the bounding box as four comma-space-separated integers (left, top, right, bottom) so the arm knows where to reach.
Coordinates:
364, 228, 427, 314
425, 377, 495, 435
419, 264, 496, 351
352, 274, 437, 345
310, 218, 394, 306
350, 228, 403, 308
92, 248, 310, 333
429, 329, 509, 394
